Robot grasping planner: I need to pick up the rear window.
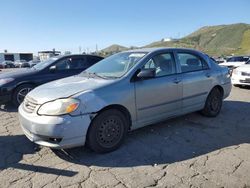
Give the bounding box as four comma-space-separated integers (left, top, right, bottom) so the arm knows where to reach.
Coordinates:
177, 53, 209, 73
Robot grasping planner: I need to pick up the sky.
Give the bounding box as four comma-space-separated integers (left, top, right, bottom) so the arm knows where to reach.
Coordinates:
0, 0, 249, 54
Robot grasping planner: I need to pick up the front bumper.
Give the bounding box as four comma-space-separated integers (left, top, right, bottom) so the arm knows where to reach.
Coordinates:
18, 104, 91, 149
232, 75, 250, 86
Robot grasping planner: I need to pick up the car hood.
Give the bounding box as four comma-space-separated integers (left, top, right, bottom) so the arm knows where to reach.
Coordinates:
0, 68, 37, 79
220, 61, 246, 67
27, 75, 115, 104
236, 64, 250, 72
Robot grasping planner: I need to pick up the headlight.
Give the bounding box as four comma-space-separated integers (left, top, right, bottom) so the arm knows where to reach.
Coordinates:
233, 69, 240, 75
38, 98, 80, 116
0, 78, 14, 85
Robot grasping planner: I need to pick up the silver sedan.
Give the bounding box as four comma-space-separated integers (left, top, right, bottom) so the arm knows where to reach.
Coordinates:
19, 48, 231, 153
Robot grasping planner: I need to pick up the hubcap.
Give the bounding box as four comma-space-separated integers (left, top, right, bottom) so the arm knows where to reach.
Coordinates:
211, 95, 220, 111
17, 88, 33, 104
97, 116, 123, 148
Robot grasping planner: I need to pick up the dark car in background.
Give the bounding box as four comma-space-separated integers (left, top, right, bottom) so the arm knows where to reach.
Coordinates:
0, 61, 15, 69
14, 60, 30, 68
28, 59, 41, 67
0, 54, 103, 106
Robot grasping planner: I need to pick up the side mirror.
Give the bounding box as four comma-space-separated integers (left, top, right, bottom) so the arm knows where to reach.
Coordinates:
137, 68, 156, 79
49, 65, 56, 73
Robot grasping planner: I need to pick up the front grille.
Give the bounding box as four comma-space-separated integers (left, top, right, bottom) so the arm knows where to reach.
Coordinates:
240, 79, 250, 83
23, 96, 38, 113
242, 72, 250, 76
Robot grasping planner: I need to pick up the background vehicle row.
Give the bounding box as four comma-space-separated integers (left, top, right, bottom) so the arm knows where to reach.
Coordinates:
0, 54, 103, 106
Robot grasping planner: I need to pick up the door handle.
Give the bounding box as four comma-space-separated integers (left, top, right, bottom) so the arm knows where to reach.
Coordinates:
173, 78, 181, 84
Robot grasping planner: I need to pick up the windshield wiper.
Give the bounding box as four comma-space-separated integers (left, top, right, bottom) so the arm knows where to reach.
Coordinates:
103, 75, 120, 79
90, 72, 108, 79
81, 71, 119, 79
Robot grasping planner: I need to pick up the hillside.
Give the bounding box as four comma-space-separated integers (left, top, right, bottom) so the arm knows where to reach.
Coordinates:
99, 23, 250, 56
100, 44, 128, 55
145, 23, 250, 56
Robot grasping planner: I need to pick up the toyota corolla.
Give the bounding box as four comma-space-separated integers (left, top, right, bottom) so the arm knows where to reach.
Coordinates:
18, 48, 231, 153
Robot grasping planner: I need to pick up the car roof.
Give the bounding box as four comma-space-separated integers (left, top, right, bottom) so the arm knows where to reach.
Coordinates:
58, 54, 103, 59
124, 47, 205, 54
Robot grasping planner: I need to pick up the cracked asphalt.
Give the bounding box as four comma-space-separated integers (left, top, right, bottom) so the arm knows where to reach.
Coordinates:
0, 83, 250, 187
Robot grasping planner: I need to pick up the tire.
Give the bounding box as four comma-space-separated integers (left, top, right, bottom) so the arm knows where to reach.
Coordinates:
12, 84, 34, 107
201, 87, 223, 117
87, 109, 129, 153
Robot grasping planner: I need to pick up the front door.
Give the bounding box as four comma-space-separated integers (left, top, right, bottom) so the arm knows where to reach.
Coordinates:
38, 56, 87, 85
135, 52, 182, 127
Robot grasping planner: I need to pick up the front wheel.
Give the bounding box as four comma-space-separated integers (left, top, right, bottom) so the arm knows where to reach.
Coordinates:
201, 87, 223, 117
87, 109, 129, 153
12, 84, 34, 107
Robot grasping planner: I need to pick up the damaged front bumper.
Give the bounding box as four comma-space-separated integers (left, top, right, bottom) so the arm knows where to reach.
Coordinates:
18, 103, 92, 149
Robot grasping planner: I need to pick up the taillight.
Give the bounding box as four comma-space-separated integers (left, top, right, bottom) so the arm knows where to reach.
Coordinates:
227, 68, 232, 78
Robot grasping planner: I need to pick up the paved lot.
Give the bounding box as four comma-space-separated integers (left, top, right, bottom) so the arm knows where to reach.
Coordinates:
0, 77, 250, 187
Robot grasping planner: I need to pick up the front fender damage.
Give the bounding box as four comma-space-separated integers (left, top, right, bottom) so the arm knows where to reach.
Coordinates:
70, 90, 107, 118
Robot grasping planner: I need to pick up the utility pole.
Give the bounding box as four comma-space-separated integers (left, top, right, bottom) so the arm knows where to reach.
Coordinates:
96, 44, 98, 54
79, 46, 82, 54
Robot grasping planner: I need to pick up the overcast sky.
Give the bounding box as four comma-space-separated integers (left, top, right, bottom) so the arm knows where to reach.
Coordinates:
0, 0, 249, 54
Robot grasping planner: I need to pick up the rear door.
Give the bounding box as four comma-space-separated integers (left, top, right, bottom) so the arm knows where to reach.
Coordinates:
176, 50, 212, 113
135, 51, 182, 126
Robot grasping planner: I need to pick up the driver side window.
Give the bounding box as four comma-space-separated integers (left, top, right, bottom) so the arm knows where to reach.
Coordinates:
143, 53, 176, 77
54, 58, 71, 71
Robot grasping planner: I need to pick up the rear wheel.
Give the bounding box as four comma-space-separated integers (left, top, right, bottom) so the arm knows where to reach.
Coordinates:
12, 84, 34, 107
87, 109, 129, 153
201, 87, 223, 117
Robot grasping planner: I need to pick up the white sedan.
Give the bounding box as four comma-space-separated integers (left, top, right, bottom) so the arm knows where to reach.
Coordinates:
220, 56, 249, 69
232, 62, 250, 86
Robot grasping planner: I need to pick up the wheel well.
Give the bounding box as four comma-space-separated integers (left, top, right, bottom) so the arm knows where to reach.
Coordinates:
15, 82, 36, 89
12, 83, 36, 97
85, 104, 132, 146
97, 104, 132, 129
212, 85, 224, 97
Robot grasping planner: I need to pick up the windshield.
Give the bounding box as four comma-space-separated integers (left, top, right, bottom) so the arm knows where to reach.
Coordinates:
33, 57, 58, 70
84, 52, 147, 78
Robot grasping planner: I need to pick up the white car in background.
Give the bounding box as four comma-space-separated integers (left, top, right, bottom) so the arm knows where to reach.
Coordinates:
232, 60, 250, 87
220, 56, 249, 69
